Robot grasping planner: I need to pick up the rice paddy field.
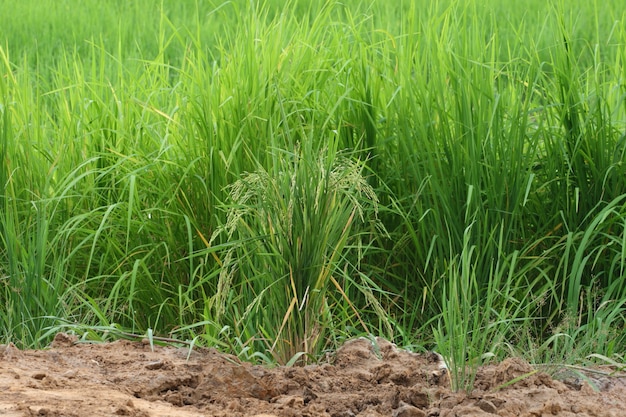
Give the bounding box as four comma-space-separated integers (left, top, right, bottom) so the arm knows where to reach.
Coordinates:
1, 0, 626, 391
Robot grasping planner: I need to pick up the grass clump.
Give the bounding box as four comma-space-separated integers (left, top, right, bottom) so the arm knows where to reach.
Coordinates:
209, 144, 385, 364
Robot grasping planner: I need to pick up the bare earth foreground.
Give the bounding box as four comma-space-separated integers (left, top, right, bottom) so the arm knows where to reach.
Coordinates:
1, 335, 626, 417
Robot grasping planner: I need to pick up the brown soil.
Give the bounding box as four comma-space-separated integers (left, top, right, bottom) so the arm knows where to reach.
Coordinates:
1, 334, 625, 417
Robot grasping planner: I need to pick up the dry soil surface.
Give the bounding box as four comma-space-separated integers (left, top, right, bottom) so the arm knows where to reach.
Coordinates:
1, 334, 625, 417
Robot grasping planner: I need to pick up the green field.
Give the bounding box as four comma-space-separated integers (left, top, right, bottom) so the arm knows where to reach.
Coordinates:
1, 0, 625, 390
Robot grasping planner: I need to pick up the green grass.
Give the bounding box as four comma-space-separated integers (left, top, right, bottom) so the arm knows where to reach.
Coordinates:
1, 0, 626, 389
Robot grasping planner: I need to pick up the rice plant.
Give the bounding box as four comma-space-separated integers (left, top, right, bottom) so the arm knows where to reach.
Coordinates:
208, 143, 385, 364
0, 0, 625, 391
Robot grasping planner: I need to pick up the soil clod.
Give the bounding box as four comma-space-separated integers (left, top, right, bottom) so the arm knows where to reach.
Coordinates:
0, 335, 625, 416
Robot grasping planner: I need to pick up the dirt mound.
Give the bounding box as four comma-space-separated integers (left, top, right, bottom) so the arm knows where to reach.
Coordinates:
1, 335, 625, 416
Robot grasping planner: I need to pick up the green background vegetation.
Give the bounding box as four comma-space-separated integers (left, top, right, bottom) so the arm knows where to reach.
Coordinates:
1, 0, 625, 388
